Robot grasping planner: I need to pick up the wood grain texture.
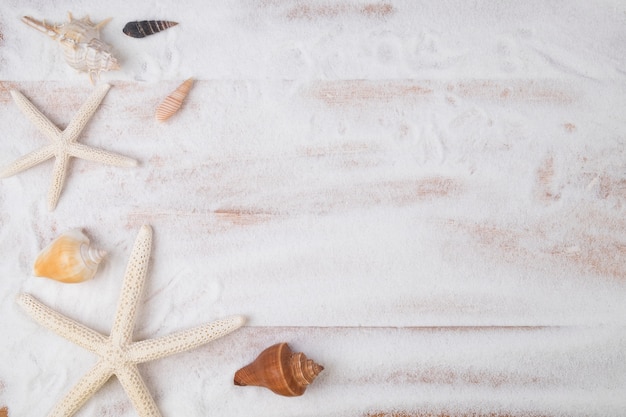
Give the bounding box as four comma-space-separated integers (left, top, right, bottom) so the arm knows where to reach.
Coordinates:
1, 80, 625, 328
363, 412, 552, 417
151, 326, 626, 416
30, 325, 616, 417
284, 2, 395, 20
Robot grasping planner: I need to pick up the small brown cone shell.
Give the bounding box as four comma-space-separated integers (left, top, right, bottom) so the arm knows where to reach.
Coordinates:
234, 342, 323, 397
155, 78, 194, 122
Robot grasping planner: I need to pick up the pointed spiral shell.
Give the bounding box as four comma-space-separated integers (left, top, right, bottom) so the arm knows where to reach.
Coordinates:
21, 13, 119, 83
234, 342, 324, 396
122, 20, 178, 38
33, 229, 106, 283
155, 78, 194, 122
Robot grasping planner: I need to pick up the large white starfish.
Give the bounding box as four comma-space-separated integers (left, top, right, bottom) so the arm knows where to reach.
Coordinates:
17, 225, 245, 417
0, 84, 137, 210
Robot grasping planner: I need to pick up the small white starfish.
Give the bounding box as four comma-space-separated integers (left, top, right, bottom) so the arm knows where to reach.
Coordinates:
0, 84, 137, 210
17, 225, 246, 417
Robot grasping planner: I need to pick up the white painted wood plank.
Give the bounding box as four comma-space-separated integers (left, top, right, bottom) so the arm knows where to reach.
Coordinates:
0, 1, 624, 81
1, 80, 624, 327
3, 326, 625, 416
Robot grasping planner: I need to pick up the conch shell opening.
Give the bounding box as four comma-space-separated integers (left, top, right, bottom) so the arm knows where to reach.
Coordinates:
234, 342, 324, 397
33, 229, 106, 283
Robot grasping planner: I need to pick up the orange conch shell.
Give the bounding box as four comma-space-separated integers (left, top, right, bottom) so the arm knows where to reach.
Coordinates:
234, 342, 324, 397
33, 229, 106, 283
155, 78, 194, 122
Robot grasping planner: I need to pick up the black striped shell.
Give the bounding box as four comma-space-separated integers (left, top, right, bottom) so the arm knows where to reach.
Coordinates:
122, 20, 178, 38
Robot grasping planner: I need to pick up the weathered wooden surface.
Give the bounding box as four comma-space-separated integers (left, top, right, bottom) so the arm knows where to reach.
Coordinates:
1, 79, 624, 328
3, 326, 626, 416
0, 0, 625, 416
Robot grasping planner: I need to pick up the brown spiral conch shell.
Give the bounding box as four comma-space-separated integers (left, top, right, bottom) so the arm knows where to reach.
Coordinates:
155, 78, 194, 122
21, 13, 120, 84
33, 229, 106, 283
234, 342, 324, 397
122, 20, 178, 38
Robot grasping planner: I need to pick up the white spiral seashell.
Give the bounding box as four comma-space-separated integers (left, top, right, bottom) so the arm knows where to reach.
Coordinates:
33, 229, 106, 283
21, 13, 120, 84
80, 241, 107, 268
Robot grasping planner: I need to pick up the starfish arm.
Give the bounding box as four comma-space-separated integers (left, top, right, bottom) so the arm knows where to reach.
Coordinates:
16, 294, 108, 354
0, 144, 55, 178
127, 315, 246, 363
63, 84, 111, 142
47, 153, 70, 211
48, 360, 113, 417
110, 225, 153, 346
116, 365, 163, 417
68, 143, 138, 167
10, 90, 62, 140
